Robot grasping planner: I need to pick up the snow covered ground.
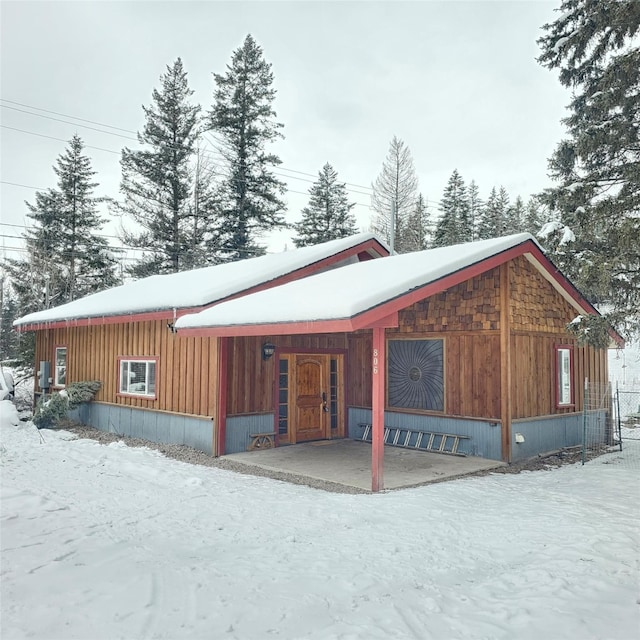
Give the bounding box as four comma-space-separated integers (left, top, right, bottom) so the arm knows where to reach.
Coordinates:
1, 400, 638, 640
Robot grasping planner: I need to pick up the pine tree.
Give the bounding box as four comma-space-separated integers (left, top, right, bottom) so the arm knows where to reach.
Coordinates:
468, 180, 482, 240
506, 195, 525, 234
118, 58, 208, 277
477, 186, 509, 239
0, 279, 18, 362
370, 136, 419, 253
209, 34, 286, 261
6, 135, 117, 309
432, 170, 471, 247
538, 0, 640, 340
4, 136, 117, 371
292, 163, 357, 247
402, 194, 431, 252
523, 197, 545, 236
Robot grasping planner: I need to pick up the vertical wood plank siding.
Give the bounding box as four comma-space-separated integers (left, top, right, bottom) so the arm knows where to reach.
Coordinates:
509, 255, 609, 419
34, 320, 219, 418
226, 334, 349, 415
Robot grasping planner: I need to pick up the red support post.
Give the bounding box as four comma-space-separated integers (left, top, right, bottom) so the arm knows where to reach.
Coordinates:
371, 326, 385, 492
216, 336, 228, 457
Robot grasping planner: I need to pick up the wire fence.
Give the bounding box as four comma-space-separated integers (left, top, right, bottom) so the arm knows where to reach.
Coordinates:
582, 380, 640, 469
615, 388, 640, 441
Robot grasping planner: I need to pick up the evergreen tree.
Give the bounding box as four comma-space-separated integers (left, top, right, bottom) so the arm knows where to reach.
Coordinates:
538, 0, 640, 340
4, 136, 117, 371
523, 197, 545, 236
402, 194, 431, 252
468, 180, 482, 240
370, 136, 419, 253
477, 186, 509, 239
432, 170, 471, 247
0, 280, 18, 362
506, 195, 526, 234
5, 135, 117, 309
292, 163, 357, 247
118, 58, 209, 277
209, 34, 286, 261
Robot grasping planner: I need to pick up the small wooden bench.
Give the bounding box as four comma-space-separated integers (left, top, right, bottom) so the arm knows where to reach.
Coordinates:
248, 432, 276, 451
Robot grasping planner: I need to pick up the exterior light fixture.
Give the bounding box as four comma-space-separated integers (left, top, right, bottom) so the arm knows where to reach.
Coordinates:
262, 342, 276, 361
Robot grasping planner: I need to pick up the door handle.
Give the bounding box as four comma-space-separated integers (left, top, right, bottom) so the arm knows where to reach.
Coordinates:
322, 391, 329, 412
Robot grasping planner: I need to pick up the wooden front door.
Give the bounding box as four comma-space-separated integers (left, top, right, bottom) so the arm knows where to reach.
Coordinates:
293, 355, 330, 442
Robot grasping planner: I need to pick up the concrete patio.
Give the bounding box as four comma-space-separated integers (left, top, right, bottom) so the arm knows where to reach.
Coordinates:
224, 439, 505, 491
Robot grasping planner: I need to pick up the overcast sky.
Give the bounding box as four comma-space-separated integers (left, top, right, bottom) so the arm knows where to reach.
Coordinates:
1, 0, 570, 260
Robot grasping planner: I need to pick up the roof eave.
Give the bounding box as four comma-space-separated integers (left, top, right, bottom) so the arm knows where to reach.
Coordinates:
15, 236, 390, 331
174, 239, 625, 346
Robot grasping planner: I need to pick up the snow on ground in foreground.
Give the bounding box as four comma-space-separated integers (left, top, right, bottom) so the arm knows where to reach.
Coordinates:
1, 402, 639, 640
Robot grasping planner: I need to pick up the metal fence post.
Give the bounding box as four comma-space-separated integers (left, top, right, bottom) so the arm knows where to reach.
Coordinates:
582, 377, 588, 465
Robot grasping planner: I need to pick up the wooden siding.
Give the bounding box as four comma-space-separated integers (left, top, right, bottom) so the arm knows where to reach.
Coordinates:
226, 334, 349, 415
35, 320, 220, 418
510, 334, 608, 419
349, 331, 501, 419
386, 270, 503, 419
508, 256, 609, 419
395, 268, 501, 333
510, 255, 578, 332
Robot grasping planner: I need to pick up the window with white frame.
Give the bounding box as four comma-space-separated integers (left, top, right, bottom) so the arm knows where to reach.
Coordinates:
556, 346, 573, 406
119, 359, 157, 397
54, 347, 67, 387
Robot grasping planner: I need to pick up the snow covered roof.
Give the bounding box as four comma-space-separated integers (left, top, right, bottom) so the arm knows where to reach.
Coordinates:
14, 233, 388, 329
176, 233, 562, 335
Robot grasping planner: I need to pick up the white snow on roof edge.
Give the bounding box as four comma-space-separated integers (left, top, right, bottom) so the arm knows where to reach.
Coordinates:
175, 233, 541, 331
14, 233, 386, 327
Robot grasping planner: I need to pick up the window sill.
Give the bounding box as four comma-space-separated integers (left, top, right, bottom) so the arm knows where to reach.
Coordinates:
117, 392, 157, 401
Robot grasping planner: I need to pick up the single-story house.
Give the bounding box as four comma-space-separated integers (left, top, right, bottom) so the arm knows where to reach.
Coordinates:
15, 232, 622, 491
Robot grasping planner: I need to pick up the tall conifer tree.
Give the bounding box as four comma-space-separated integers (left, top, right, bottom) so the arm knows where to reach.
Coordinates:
118, 58, 207, 276
523, 197, 545, 236
5, 136, 117, 370
476, 186, 510, 239
468, 180, 482, 241
6, 135, 117, 311
432, 170, 470, 247
292, 163, 357, 247
402, 194, 431, 252
538, 0, 640, 340
506, 195, 525, 234
209, 34, 286, 261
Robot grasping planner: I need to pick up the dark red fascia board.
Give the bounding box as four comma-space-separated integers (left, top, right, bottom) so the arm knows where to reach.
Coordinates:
176, 239, 625, 347
15, 238, 390, 332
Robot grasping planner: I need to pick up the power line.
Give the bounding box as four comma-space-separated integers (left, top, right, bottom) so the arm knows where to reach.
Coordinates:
1, 104, 139, 142
1, 125, 121, 155
1, 177, 374, 210
0, 99, 138, 134
1, 180, 48, 191
1, 97, 375, 193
